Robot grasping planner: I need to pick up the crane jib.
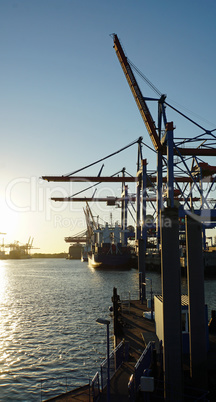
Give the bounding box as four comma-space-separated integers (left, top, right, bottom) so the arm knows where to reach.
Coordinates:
125, 65, 148, 114
113, 34, 161, 151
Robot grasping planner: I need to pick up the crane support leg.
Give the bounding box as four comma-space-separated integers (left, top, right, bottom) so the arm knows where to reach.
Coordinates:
185, 215, 208, 388
156, 151, 163, 249
136, 180, 141, 241
141, 159, 147, 250
123, 185, 128, 245
167, 122, 174, 207
160, 207, 183, 401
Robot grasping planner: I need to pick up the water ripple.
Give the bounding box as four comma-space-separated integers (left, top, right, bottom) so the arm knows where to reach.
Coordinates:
0, 259, 215, 401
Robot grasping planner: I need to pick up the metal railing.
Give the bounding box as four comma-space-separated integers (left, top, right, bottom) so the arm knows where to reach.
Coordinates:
100, 339, 125, 392
92, 371, 100, 402
39, 340, 125, 401
40, 375, 91, 401
120, 290, 139, 302
128, 341, 154, 401
39, 338, 129, 401
120, 291, 139, 313
134, 341, 153, 392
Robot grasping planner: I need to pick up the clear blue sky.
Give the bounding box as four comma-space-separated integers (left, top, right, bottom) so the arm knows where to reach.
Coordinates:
0, 0, 215, 253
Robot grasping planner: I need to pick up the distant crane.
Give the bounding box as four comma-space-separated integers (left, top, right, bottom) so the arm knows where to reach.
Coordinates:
4, 237, 39, 257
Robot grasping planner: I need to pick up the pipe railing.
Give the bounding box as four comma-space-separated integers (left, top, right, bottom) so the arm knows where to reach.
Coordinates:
100, 339, 125, 391
40, 376, 91, 401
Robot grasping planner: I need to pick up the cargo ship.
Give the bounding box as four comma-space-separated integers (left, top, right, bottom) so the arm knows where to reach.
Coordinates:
66, 244, 83, 260
87, 222, 133, 269
64, 202, 135, 268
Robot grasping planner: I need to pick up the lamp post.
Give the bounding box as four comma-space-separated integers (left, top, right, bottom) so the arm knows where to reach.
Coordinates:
96, 318, 110, 402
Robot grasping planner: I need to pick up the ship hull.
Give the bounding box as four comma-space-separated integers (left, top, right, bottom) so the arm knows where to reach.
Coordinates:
88, 251, 131, 269
67, 244, 83, 260
0, 251, 32, 260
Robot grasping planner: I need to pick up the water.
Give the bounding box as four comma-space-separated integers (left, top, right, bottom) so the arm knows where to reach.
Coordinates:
0, 259, 215, 401
0, 259, 139, 401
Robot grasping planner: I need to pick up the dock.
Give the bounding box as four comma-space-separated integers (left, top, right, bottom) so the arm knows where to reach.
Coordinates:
98, 299, 156, 402
44, 300, 154, 401
45, 298, 216, 401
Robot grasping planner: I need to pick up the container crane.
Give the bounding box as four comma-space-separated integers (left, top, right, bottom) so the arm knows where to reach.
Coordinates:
42, 35, 216, 255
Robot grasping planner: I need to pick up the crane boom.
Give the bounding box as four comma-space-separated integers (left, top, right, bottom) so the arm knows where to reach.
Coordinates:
113, 34, 161, 151
42, 175, 137, 182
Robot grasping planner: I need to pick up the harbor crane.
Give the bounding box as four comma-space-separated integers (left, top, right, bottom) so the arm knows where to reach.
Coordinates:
42, 34, 216, 252
111, 33, 216, 247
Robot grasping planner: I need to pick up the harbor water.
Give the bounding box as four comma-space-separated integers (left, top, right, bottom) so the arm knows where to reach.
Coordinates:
0, 258, 215, 401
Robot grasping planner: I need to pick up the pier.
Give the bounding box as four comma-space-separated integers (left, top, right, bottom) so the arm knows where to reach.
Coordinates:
44, 297, 216, 401
44, 299, 155, 402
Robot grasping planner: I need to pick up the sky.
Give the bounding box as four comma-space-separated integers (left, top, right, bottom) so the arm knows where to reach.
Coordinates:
0, 0, 216, 253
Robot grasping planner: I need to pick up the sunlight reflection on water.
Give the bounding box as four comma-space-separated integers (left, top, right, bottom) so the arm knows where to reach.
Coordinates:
0, 259, 139, 401
0, 258, 215, 401
0, 263, 7, 305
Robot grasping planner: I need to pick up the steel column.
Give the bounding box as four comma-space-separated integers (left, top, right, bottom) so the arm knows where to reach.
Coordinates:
156, 150, 163, 249
166, 122, 174, 208
160, 207, 183, 401
141, 159, 147, 250
123, 185, 128, 245
138, 238, 145, 300
185, 215, 208, 388
136, 179, 141, 241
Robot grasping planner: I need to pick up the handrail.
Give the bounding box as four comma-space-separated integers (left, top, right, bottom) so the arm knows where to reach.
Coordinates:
92, 372, 100, 402
100, 340, 125, 391
39, 340, 126, 401
40, 375, 91, 401
134, 341, 153, 392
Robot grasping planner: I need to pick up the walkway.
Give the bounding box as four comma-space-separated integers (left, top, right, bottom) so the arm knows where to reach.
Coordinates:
99, 299, 155, 401
45, 300, 154, 401
45, 300, 216, 401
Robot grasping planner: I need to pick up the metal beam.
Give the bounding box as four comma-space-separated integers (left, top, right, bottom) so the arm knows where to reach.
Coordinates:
42, 176, 137, 183
160, 207, 183, 400
42, 175, 215, 184
166, 123, 174, 207
51, 196, 201, 202
163, 148, 216, 156
51, 197, 136, 202
185, 216, 208, 387
65, 237, 87, 243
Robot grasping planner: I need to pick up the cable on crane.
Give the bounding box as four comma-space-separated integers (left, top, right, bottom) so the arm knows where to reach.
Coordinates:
67, 169, 129, 199
141, 140, 157, 154
166, 98, 216, 129
165, 101, 207, 132
128, 54, 216, 133
63, 137, 142, 177
128, 58, 162, 98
